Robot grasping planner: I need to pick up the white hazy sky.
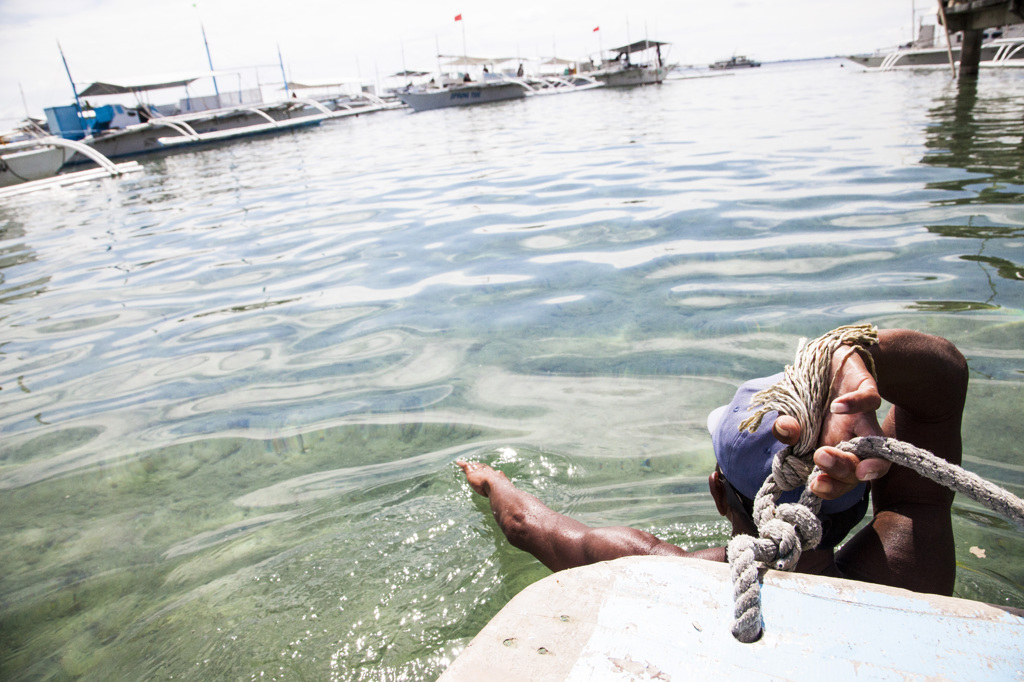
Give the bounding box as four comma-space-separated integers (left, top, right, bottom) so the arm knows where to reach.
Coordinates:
1, 0, 926, 125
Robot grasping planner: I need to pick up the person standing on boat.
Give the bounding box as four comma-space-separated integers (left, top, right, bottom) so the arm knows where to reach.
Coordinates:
457, 328, 966, 596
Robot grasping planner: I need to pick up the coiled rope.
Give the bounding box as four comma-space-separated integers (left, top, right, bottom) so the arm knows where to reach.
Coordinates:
726, 323, 1024, 643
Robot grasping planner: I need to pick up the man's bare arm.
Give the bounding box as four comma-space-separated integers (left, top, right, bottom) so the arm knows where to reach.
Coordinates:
834, 329, 968, 594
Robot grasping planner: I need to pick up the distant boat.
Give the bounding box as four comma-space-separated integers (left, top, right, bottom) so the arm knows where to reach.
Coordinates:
848, 22, 1024, 70
584, 40, 673, 86
709, 55, 761, 70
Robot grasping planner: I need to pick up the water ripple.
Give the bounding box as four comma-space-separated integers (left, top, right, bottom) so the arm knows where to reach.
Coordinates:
1, 61, 1023, 681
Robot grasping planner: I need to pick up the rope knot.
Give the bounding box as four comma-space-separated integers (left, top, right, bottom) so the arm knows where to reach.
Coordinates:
776, 503, 823, 552
726, 324, 879, 644
757, 518, 801, 570
771, 447, 813, 491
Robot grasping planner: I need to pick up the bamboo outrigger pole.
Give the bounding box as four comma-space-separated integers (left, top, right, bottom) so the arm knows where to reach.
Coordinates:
936, 0, 958, 78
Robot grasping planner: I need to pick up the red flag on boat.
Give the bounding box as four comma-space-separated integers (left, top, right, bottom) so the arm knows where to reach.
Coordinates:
455, 13, 462, 21
593, 26, 599, 32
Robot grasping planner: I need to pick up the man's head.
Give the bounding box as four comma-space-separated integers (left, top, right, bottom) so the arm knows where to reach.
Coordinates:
707, 373, 869, 549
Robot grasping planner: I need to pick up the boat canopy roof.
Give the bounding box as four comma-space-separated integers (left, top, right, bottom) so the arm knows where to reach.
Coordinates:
77, 70, 231, 97
283, 79, 362, 90
390, 70, 432, 78
541, 57, 576, 65
439, 55, 516, 66
610, 40, 670, 55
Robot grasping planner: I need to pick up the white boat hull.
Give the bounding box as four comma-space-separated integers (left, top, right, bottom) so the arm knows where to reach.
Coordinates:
849, 37, 1024, 70
439, 556, 1024, 681
0, 145, 71, 188
0, 136, 142, 199
398, 82, 527, 112
591, 65, 669, 87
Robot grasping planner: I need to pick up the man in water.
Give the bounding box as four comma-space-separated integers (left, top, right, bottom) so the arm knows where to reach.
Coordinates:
457, 328, 967, 596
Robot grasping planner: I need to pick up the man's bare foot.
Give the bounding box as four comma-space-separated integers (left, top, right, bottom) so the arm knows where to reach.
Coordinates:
456, 460, 509, 498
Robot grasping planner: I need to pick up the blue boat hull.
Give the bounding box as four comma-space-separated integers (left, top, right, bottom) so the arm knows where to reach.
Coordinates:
439, 556, 1024, 681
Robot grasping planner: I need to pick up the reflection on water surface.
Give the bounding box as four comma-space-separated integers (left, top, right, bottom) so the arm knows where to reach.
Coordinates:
1, 60, 1023, 680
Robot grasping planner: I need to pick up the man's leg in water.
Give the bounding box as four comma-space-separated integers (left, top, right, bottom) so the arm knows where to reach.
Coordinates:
457, 460, 722, 572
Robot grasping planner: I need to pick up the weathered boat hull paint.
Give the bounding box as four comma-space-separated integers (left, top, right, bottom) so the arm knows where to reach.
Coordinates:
440, 555, 1024, 681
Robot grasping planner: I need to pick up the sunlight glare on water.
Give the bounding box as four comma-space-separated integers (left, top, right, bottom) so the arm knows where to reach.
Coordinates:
1, 60, 1023, 680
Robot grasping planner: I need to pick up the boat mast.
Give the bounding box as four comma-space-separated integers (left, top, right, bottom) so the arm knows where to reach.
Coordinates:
18, 82, 32, 120
277, 44, 290, 98
201, 23, 222, 105
435, 34, 443, 82
56, 42, 84, 116
912, 0, 919, 44
460, 16, 468, 63
626, 16, 631, 61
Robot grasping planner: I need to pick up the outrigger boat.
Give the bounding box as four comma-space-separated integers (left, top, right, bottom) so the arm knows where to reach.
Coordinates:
522, 58, 604, 95
0, 144, 69, 188
0, 133, 142, 199
398, 78, 528, 112
281, 80, 406, 112
397, 57, 530, 112
1, 123, 74, 188
44, 71, 388, 163
582, 40, 673, 87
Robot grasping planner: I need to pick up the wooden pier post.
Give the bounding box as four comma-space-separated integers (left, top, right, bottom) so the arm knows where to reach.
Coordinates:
938, 0, 1024, 77
959, 28, 984, 77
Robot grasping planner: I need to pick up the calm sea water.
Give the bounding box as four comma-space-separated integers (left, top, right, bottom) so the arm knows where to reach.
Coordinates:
1, 59, 1023, 680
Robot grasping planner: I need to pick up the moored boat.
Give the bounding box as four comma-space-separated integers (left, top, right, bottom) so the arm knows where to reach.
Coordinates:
583, 40, 672, 86
848, 22, 1024, 70
397, 57, 530, 112
398, 80, 528, 112
44, 71, 386, 163
0, 133, 142, 199
1, 125, 74, 188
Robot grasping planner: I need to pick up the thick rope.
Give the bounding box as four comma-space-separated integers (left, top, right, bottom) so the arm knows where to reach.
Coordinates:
838, 437, 1024, 527
727, 324, 878, 642
725, 324, 1024, 643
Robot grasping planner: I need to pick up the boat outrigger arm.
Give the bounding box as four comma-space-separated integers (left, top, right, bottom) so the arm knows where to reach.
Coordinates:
0, 136, 142, 199
153, 95, 380, 148
146, 119, 201, 141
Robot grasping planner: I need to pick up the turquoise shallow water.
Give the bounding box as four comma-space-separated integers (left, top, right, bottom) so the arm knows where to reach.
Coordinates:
1, 59, 1023, 679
